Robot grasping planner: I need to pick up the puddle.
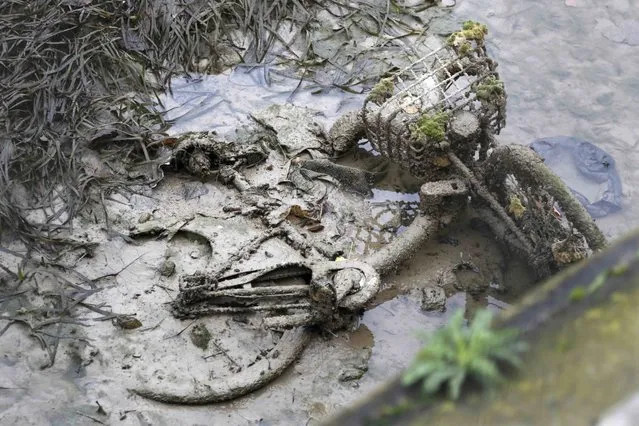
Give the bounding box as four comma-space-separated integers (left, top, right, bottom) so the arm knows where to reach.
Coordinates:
159, 68, 365, 136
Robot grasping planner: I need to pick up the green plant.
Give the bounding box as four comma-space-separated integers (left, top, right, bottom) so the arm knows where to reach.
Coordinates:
402, 309, 527, 400
507, 195, 526, 219
447, 20, 488, 55
410, 111, 450, 143
569, 256, 634, 302
475, 76, 506, 103
368, 77, 395, 105
17, 267, 26, 282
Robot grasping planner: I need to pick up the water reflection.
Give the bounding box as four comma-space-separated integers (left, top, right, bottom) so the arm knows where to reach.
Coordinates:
159, 67, 365, 136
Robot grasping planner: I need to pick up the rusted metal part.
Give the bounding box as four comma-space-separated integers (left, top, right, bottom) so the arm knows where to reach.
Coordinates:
172, 260, 381, 326
135, 152, 469, 405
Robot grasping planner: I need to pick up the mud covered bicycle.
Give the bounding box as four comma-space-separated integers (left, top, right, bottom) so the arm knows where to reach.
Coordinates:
131, 21, 606, 404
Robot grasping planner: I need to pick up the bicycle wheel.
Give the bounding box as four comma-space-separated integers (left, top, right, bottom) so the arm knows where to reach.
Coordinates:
477, 143, 607, 279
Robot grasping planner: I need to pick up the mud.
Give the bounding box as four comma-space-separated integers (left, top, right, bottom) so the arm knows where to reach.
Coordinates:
0, 98, 531, 423
3, 0, 611, 422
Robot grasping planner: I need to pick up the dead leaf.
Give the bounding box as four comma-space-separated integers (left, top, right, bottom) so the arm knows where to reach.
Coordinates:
431, 156, 451, 167
114, 316, 142, 330
162, 137, 179, 147
287, 205, 316, 220
401, 96, 421, 114
402, 104, 420, 114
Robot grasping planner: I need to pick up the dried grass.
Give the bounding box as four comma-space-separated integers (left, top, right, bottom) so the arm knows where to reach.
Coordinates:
0, 0, 310, 248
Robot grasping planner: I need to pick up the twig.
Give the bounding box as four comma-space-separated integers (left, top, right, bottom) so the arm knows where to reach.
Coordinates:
211, 230, 284, 279
165, 319, 196, 339
88, 252, 146, 282
139, 317, 166, 333
202, 351, 223, 360
210, 338, 240, 368
75, 411, 105, 425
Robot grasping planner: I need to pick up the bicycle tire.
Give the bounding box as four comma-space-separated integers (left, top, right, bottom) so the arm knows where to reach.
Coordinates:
478, 144, 607, 278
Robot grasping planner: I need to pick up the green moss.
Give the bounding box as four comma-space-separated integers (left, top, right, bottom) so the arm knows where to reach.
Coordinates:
610, 262, 630, 276
588, 270, 608, 294
368, 77, 395, 105
458, 42, 472, 56
507, 196, 526, 219
410, 111, 450, 143
447, 21, 488, 55
569, 287, 587, 302
475, 76, 505, 103
377, 400, 416, 421
570, 271, 608, 303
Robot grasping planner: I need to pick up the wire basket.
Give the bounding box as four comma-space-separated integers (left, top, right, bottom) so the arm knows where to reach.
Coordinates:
362, 24, 506, 180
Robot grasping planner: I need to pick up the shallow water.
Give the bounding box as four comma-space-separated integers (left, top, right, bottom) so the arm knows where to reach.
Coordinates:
455, 0, 639, 239
159, 69, 365, 136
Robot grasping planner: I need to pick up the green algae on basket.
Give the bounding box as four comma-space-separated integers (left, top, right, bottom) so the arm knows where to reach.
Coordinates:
410, 111, 450, 143
475, 76, 506, 103
447, 20, 488, 55
368, 77, 395, 105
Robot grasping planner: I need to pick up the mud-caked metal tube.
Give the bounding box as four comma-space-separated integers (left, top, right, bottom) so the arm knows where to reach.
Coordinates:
130, 327, 312, 404
366, 179, 468, 276
328, 110, 365, 155
419, 178, 468, 218
366, 214, 438, 276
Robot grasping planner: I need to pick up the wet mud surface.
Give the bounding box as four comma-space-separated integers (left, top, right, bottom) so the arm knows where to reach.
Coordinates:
0, 191, 528, 425
0, 104, 530, 424
3, 0, 637, 424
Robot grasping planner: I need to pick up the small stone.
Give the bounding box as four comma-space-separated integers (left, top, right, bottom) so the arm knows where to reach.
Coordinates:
114, 316, 143, 330
197, 58, 210, 72
159, 260, 176, 277
421, 286, 446, 312
190, 250, 200, 259
138, 212, 152, 223
338, 367, 367, 382
338, 348, 370, 382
